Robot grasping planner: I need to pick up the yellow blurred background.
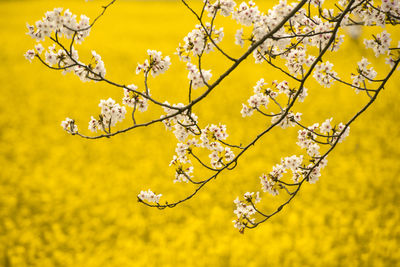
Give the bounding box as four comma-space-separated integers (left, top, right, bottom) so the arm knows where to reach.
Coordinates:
1, 0, 400, 266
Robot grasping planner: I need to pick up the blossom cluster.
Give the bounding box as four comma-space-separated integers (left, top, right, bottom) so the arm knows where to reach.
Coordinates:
205, 0, 237, 17
351, 58, 377, 93
161, 103, 199, 142
233, 192, 261, 232
88, 98, 126, 132
233, 1, 261, 27
260, 173, 281, 196
200, 124, 228, 150
187, 63, 212, 89
297, 118, 350, 156
88, 51, 106, 78
61, 117, 78, 134
305, 17, 342, 50
209, 146, 235, 168
271, 111, 302, 129
313, 61, 337, 88
230, 0, 346, 68
349, 0, 400, 27
385, 41, 400, 68
364, 31, 392, 57
176, 23, 224, 61
138, 190, 162, 204
136, 50, 171, 77
201, 124, 235, 168
260, 153, 325, 197
282, 47, 315, 76
170, 140, 199, 183
26, 44, 107, 82
122, 84, 149, 112
26, 8, 90, 42
241, 79, 307, 118
166, 120, 234, 183
25, 8, 111, 83
170, 161, 194, 183
60, 84, 152, 135
260, 155, 304, 196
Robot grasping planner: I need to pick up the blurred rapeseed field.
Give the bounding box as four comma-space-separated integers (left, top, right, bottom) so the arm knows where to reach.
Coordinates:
1, 0, 400, 266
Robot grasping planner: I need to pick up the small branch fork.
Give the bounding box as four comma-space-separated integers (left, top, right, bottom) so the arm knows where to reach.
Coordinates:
34, 0, 400, 230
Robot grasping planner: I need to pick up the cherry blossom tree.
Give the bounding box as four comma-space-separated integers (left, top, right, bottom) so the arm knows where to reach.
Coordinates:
25, 0, 400, 233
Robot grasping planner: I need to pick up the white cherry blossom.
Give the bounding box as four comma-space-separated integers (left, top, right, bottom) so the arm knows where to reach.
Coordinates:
138, 190, 162, 204
61, 117, 78, 134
